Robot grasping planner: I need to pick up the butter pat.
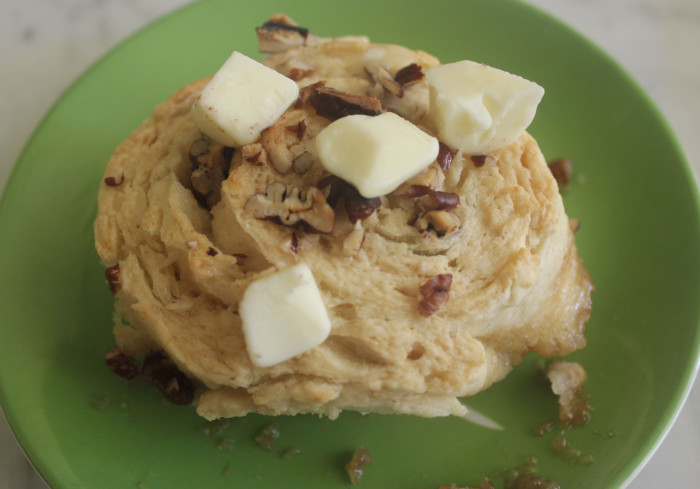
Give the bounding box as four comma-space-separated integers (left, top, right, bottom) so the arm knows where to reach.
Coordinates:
192, 51, 299, 147
239, 262, 331, 368
316, 112, 439, 198
426, 60, 544, 154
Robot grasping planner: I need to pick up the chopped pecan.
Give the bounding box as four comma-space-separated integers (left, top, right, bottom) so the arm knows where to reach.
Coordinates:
288, 64, 315, 81
417, 274, 453, 317
548, 158, 573, 188
256, 19, 309, 53
345, 447, 372, 484
285, 119, 307, 140
189, 138, 231, 207
316, 176, 381, 221
415, 209, 461, 236
297, 81, 326, 107
104, 174, 124, 187
406, 185, 460, 210
260, 125, 294, 173
470, 154, 495, 168
394, 63, 424, 86
308, 86, 382, 121
104, 348, 140, 380
105, 264, 120, 295
142, 352, 195, 405
437, 142, 454, 170
241, 143, 267, 166
510, 475, 560, 489
244, 182, 335, 233
344, 186, 382, 223
365, 62, 403, 97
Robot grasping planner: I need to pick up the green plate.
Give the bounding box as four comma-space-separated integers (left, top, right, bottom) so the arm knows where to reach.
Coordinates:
1, 1, 699, 488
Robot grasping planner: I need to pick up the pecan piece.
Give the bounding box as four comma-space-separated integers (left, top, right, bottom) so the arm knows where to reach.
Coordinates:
470, 154, 495, 168
406, 185, 460, 210
285, 119, 307, 140
260, 125, 294, 174
365, 62, 403, 97
142, 352, 195, 405
104, 348, 140, 380
345, 447, 372, 484
105, 264, 120, 295
256, 18, 309, 53
241, 143, 268, 166
244, 182, 335, 233
297, 81, 325, 107
103, 174, 124, 187
417, 274, 453, 317
548, 158, 573, 188
308, 86, 382, 121
344, 186, 382, 223
547, 359, 591, 427
437, 142, 454, 170
189, 138, 231, 208
415, 210, 461, 236
394, 63, 424, 86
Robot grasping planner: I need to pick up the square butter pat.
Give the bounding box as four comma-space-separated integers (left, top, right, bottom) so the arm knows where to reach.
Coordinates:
315, 112, 439, 198
192, 51, 299, 147
426, 60, 544, 154
239, 262, 331, 368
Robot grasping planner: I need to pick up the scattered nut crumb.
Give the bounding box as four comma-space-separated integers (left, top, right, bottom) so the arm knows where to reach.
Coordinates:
548, 158, 573, 188
255, 423, 280, 451
345, 447, 371, 484
282, 447, 302, 459
569, 218, 581, 232
546, 359, 591, 427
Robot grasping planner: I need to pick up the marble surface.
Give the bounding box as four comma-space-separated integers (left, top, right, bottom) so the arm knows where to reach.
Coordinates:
0, 0, 698, 488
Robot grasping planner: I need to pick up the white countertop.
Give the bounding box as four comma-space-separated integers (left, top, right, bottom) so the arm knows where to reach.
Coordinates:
0, 1, 698, 488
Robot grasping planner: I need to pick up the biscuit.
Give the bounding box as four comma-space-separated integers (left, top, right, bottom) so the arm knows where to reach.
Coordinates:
95, 33, 592, 420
